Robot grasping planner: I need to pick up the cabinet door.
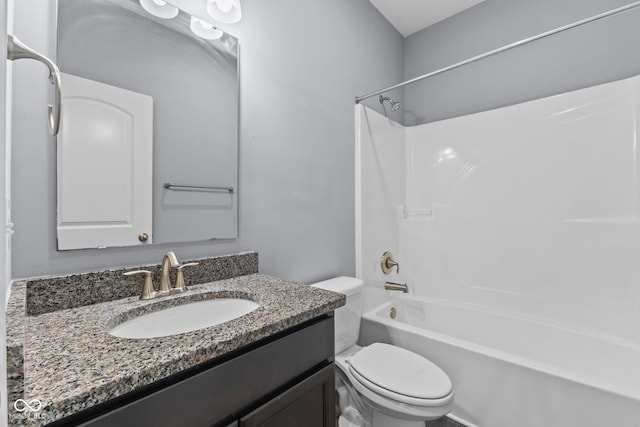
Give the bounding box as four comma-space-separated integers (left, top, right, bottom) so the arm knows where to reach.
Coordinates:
239, 364, 335, 427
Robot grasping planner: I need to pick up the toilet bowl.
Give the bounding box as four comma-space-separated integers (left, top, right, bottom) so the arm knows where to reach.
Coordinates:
311, 277, 453, 427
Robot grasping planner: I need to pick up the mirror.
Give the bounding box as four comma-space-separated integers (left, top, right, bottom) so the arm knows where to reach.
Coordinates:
56, 0, 239, 249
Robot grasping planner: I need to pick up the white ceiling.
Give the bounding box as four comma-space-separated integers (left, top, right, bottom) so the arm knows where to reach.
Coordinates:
369, 0, 485, 37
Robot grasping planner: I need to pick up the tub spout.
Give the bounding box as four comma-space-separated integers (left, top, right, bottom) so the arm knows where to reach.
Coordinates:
384, 281, 408, 293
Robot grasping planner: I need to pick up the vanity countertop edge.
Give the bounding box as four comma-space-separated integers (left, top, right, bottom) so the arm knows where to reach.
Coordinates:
6, 273, 345, 426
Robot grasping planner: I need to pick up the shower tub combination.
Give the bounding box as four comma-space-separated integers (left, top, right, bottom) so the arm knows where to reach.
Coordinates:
360, 296, 640, 427
355, 61, 640, 426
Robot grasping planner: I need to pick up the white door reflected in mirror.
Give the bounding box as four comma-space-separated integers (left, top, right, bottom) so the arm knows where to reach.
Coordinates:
57, 73, 153, 250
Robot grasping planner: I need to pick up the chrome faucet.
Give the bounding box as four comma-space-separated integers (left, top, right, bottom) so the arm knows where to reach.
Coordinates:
158, 251, 180, 295
123, 252, 199, 300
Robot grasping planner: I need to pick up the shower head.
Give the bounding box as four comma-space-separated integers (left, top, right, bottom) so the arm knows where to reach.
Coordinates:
378, 95, 401, 111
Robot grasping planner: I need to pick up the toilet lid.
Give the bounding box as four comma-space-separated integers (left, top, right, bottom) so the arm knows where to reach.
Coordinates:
348, 343, 452, 401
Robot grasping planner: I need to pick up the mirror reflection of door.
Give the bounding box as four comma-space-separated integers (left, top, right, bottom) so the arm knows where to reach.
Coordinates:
57, 73, 153, 250
57, 0, 239, 249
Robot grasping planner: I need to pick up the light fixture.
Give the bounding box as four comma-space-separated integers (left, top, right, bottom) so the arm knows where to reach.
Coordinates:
190, 16, 223, 40
138, 0, 243, 40
139, 0, 179, 19
206, 0, 242, 24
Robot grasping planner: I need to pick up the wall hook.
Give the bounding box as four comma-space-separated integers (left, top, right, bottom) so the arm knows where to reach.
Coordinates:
7, 35, 61, 135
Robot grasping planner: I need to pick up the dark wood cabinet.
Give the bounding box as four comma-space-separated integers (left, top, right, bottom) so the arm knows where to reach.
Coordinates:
239, 364, 335, 427
55, 315, 335, 427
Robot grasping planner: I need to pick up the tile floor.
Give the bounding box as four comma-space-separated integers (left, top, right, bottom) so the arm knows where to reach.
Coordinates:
425, 416, 466, 427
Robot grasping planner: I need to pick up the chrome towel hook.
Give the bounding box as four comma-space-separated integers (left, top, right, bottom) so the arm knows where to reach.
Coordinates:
7, 35, 62, 136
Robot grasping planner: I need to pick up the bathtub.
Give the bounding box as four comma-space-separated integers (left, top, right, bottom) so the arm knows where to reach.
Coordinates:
359, 296, 640, 427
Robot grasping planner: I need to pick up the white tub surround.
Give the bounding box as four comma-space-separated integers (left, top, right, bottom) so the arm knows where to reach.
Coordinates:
355, 74, 640, 427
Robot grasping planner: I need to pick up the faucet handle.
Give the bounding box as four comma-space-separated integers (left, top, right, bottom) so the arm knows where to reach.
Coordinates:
381, 251, 399, 274
175, 262, 199, 291
124, 270, 156, 300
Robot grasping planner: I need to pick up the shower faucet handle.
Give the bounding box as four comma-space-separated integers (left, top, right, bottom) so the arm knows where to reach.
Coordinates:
381, 251, 399, 274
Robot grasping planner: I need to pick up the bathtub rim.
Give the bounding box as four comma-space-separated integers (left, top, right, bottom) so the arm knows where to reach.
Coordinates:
382, 294, 640, 350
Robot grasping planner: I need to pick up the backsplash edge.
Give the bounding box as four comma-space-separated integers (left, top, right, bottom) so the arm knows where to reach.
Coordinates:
25, 252, 259, 315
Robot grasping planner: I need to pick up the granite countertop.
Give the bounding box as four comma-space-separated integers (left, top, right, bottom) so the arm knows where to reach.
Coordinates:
8, 273, 345, 425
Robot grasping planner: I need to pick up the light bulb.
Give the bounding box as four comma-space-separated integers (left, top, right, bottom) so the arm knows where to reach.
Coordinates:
139, 0, 179, 19
216, 0, 233, 13
206, 0, 242, 24
190, 16, 224, 40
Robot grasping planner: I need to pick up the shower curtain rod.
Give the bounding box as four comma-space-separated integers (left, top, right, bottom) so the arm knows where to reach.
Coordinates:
354, 0, 640, 103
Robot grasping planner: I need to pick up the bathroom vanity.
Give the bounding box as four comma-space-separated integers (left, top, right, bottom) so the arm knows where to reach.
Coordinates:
70, 315, 335, 427
6, 253, 344, 426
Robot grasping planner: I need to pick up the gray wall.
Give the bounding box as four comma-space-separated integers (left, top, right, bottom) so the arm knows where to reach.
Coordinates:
11, 0, 404, 282
404, 0, 640, 125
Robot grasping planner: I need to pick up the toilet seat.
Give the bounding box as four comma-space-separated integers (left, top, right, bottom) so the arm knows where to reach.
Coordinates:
336, 345, 454, 421
348, 343, 453, 407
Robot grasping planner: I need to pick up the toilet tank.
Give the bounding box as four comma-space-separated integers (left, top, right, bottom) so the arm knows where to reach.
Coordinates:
311, 276, 364, 354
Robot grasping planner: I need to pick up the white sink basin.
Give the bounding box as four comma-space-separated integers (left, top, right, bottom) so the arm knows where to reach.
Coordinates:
109, 298, 260, 339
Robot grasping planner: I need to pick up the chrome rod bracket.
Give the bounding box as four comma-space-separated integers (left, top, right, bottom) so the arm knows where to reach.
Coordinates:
7, 34, 62, 135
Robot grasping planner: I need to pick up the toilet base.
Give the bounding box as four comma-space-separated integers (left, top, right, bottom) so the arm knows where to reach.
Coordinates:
372, 410, 428, 427
338, 415, 365, 427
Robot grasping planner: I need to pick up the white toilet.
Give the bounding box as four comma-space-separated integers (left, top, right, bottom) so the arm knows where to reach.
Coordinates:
312, 276, 454, 427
